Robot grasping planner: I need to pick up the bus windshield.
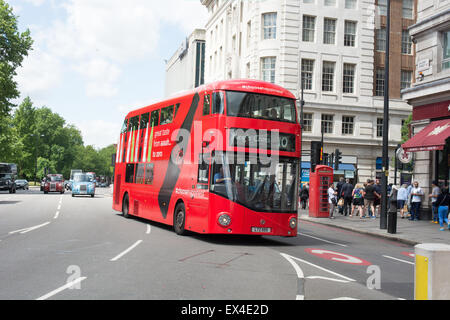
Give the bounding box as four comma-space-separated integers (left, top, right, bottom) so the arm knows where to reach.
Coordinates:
226, 91, 296, 123
210, 153, 298, 213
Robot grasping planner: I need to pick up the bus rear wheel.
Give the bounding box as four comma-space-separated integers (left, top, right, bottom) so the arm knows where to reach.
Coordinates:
174, 203, 186, 236
122, 194, 130, 219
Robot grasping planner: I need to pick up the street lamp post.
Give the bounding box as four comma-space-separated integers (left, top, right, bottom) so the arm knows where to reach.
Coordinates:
380, 0, 391, 230
31, 133, 44, 186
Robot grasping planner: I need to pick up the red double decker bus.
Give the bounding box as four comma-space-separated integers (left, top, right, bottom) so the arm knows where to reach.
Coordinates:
113, 79, 300, 236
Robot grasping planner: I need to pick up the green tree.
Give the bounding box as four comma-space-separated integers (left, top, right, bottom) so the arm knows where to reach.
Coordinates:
401, 114, 412, 143
0, 0, 33, 118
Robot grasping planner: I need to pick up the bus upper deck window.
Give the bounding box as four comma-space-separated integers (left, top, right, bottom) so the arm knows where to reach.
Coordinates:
160, 105, 174, 125
203, 94, 211, 115
121, 118, 129, 133
150, 110, 159, 127
212, 91, 224, 114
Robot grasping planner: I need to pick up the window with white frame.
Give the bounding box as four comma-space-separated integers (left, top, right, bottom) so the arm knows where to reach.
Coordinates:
262, 13, 277, 40
247, 21, 252, 48
344, 21, 357, 47
323, 18, 336, 45
303, 113, 313, 132
402, 0, 413, 19
375, 68, 385, 96
302, 16, 316, 42
301, 59, 314, 90
322, 61, 335, 92
261, 57, 276, 83
402, 30, 412, 54
324, 0, 336, 6
342, 116, 354, 135
401, 70, 412, 89
378, 0, 387, 16
321, 114, 334, 134
443, 30, 450, 70
345, 0, 357, 9
304, 0, 314, 2
376, 118, 383, 137
343, 63, 356, 94
376, 28, 386, 52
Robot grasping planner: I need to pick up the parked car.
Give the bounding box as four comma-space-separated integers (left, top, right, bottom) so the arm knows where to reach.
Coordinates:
71, 173, 95, 197
15, 179, 29, 190
43, 174, 65, 194
0, 163, 17, 193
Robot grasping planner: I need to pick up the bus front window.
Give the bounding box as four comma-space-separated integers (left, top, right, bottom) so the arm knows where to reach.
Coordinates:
226, 91, 296, 123
210, 153, 298, 213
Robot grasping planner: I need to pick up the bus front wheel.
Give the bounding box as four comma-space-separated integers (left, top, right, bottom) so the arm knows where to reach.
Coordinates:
122, 194, 130, 219
174, 203, 186, 236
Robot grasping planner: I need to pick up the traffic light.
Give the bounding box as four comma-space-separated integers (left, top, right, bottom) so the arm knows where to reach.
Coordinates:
334, 149, 342, 171
311, 141, 322, 172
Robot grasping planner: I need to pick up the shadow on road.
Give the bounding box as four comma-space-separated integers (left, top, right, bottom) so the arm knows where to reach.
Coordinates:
0, 201, 21, 205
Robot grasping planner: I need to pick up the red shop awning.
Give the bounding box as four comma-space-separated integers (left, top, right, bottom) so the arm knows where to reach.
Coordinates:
402, 119, 450, 152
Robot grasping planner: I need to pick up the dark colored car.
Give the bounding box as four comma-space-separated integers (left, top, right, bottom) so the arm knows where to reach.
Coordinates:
0, 173, 16, 193
15, 179, 29, 190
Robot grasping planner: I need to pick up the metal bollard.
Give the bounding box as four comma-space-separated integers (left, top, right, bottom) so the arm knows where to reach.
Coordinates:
387, 187, 397, 234
415, 243, 450, 300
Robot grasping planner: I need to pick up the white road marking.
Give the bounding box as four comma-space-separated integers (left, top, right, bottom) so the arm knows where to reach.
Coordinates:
383, 255, 415, 265
306, 276, 352, 283
54, 211, 60, 219
9, 222, 51, 235
330, 297, 359, 300
146, 225, 151, 234
57, 204, 61, 210
299, 232, 348, 247
110, 240, 143, 262
36, 277, 87, 300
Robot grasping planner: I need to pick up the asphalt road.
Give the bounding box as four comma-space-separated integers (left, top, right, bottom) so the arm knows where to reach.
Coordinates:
0, 187, 415, 300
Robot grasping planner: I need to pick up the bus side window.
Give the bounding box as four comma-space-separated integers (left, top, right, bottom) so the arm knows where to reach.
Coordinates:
212, 91, 224, 114
121, 118, 128, 133
160, 105, 174, 125
144, 163, 154, 185
150, 110, 159, 127
140, 113, 149, 130
203, 94, 211, 115
135, 164, 145, 184
125, 164, 135, 183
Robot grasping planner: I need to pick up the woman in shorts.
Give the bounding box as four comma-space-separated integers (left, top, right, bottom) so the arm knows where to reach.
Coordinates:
351, 184, 365, 218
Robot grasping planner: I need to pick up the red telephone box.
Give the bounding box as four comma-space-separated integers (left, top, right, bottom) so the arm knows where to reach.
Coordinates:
309, 165, 334, 218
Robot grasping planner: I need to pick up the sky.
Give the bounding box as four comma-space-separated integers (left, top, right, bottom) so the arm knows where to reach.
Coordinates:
8, 0, 209, 149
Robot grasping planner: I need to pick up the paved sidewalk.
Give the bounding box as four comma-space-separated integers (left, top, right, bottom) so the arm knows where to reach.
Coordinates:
298, 209, 450, 246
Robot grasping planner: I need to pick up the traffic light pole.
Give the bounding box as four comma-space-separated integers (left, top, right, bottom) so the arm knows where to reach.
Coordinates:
380, 0, 391, 230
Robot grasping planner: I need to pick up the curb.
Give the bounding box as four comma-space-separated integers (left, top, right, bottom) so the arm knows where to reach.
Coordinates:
298, 215, 420, 246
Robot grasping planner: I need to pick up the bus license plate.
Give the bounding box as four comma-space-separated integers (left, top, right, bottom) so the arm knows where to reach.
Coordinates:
251, 227, 271, 233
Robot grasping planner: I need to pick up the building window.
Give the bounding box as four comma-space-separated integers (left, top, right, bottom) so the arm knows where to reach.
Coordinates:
301, 59, 314, 90
401, 70, 412, 89
376, 28, 386, 52
321, 114, 334, 134
378, 0, 387, 16
322, 61, 335, 92
402, 0, 413, 19
324, 0, 336, 6
247, 21, 252, 48
344, 21, 357, 47
345, 0, 357, 9
443, 31, 450, 70
304, 0, 314, 2
261, 57, 276, 83
302, 16, 316, 42
342, 116, 354, 135
376, 118, 383, 137
323, 18, 336, 45
402, 30, 412, 55
303, 113, 313, 132
375, 68, 385, 96
262, 13, 277, 40
343, 63, 356, 94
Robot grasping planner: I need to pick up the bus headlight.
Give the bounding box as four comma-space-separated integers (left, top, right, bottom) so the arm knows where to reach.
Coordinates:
289, 217, 297, 229
218, 214, 231, 227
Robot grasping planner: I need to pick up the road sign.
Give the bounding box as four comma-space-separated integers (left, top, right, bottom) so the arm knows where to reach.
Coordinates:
305, 248, 371, 266
396, 147, 413, 164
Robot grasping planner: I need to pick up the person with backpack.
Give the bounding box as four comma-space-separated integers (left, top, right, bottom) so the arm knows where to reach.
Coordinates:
435, 187, 450, 231
341, 179, 354, 216
351, 183, 365, 218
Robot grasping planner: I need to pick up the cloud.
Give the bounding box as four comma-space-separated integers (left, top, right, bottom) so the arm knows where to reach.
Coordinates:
76, 119, 121, 148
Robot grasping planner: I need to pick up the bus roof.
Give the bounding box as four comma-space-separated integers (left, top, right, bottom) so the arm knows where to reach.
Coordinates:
126, 79, 296, 118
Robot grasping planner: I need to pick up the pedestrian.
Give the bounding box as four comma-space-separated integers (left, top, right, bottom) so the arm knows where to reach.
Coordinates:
300, 183, 309, 210
363, 180, 378, 219
406, 183, 413, 218
351, 183, 365, 218
435, 187, 450, 231
397, 184, 408, 219
341, 179, 354, 216
328, 183, 337, 219
429, 181, 441, 224
373, 179, 382, 217
410, 181, 424, 221
336, 177, 345, 215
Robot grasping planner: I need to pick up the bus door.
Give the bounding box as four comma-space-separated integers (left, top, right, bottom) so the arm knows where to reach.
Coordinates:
187, 153, 210, 232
